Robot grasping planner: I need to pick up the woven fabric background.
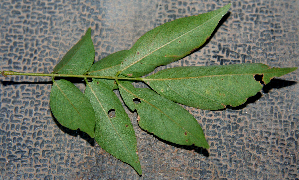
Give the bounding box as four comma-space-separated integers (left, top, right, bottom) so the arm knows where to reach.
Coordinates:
0, 0, 298, 179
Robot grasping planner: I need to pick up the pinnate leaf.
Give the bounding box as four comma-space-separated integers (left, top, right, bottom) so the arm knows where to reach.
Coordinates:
118, 4, 231, 77
145, 63, 297, 110
50, 79, 95, 138
118, 81, 209, 149
85, 80, 142, 175
53, 28, 95, 75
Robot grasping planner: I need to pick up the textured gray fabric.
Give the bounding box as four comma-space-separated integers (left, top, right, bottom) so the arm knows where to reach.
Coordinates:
0, 0, 298, 179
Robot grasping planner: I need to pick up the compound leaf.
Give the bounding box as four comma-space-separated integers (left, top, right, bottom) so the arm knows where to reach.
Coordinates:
85, 80, 142, 175
118, 81, 209, 149
118, 4, 231, 77
53, 28, 95, 75
144, 63, 297, 110
50, 79, 95, 138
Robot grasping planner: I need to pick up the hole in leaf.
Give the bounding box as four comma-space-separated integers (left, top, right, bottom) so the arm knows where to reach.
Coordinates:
108, 109, 115, 118
254, 74, 265, 84
133, 98, 141, 104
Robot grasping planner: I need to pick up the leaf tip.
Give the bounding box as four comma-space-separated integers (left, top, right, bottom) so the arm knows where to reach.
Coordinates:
219, 3, 231, 16
87, 130, 95, 138
204, 143, 210, 149
223, 3, 232, 10
86, 27, 92, 36
289, 67, 298, 72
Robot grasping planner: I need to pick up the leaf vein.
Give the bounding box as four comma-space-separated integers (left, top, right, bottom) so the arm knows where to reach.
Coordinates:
120, 9, 227, 73
146, 71, 277, 81
87, 83, 133, 159
120, 83, 201, 142
54, 81, 91, 130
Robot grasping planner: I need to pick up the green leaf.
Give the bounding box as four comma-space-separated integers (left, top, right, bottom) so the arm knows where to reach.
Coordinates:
53, 28, 95, 75
118, 81, 209, 149
50, 79, 95, 138
88, 50, 129, 89
118, 4, 231, 77
144, 63, 297, 110
85, 80, 142, 175
89, 50, 129, 76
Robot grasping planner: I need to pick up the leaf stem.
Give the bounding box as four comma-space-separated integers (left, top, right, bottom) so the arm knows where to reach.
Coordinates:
0, 71, 145, 81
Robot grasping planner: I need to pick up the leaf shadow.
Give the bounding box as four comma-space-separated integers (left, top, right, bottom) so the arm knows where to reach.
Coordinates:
191, 11, 231, 54
228, 78, 297, 110
0, 76, 86, 86
262, 78, 297, 93
1, 80, 53, 86
139, 127, 209, 157
53, 77, 87, 83
51, 112, 95, 146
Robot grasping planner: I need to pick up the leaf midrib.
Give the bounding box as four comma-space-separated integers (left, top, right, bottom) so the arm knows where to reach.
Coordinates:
119, 8, 228, 74
54, 37, 94, 74
55, 81, 92, 131
88, 64, 120, 74
145, 71, 278, 81
54, 38, 86, 72
87, 83, 135, 161
119, 83, 202, 143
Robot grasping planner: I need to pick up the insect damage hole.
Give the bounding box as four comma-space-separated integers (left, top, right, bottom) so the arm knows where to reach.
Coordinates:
133, 98, 141, 104
108, 109, 116, 118
254, 74, 265, 85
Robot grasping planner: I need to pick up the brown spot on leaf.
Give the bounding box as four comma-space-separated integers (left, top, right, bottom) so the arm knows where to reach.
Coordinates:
125, 124, 128, 127
97, 81, 99, 84
184, 132, 187, 136
178, 40, 181, 43
127, 74, 133, 77
137, 52, 140, 55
